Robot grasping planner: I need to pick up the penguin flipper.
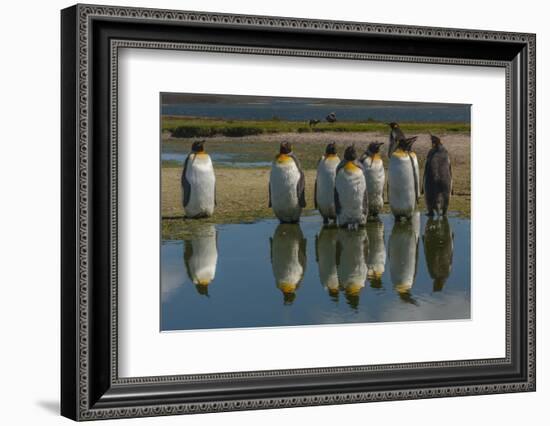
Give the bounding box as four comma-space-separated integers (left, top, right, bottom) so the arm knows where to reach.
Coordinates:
183, 240, 194, 282
268, 182, 272, 208
298, 171, 306, 208
314, 177, 318, 209
298, 237, 307, 276
315, 234, 319, 263
181, 154, 192, 208
449, 161, 454, 195
334, 188, 341, 215
290, 154, 306, 208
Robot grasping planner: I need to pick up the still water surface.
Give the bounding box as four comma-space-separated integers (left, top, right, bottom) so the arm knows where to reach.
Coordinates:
161, 213, 470, 331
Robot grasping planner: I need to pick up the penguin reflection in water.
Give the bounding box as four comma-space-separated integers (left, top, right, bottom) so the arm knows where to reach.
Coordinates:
315, 227, 340, 300
183, 224, 218, 296
365, 220, 386, 289
336, 228, 369, 309
270, 224, 307, 304
423, 134, 453, 216
181, 140, 216, 218
269, 142, 306, 224
335, 145, 368, 229
388, 136, 419, 220
423, 217, 454, 292
315, 142, 340, 224
361, 141, 385, 218
388, 212, 420, 303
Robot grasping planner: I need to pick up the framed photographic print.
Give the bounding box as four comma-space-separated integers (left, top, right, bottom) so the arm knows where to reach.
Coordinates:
61, 4, 536, 421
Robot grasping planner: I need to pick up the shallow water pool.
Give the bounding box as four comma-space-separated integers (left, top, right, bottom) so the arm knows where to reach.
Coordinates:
161, 213, 470, 331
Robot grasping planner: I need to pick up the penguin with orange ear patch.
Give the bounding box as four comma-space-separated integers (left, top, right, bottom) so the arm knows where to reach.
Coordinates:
423, 134, 453, 216
269, 142, 306, 224
315, 142, 340, 224
270, 224, 307, 305
181, 140, 216, 218
334, 145, 368, 230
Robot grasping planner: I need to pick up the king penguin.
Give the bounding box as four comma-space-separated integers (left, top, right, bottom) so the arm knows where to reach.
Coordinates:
315, 227, 340, 300
365, 220, 386, 288
334, 145, 368, 229
181, 140, 216, 219
315, 142, 340, 224
388, 136, 419, 220
336, 227, 368, 309
423, 217, 454, 292
269, 142, 306, 223
270, 224, 307, 304
361, 141, 386, 217
405, 137, 421, 205
423, 134, 453, 216
388, 216, 419, 300
387, 122, 406, 158
183, 224, 218, 296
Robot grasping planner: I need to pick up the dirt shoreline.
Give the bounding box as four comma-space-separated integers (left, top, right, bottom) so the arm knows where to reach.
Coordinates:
161, 132, 470, 239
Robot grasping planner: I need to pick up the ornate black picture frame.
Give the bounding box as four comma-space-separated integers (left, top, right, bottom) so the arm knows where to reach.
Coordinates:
61, 4, 536, 421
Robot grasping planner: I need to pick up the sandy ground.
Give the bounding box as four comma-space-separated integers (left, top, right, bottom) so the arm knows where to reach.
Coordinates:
162, 132, 470, 239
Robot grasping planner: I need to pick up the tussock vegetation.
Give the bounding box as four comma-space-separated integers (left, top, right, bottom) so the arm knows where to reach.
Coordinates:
163, 116, 470, 139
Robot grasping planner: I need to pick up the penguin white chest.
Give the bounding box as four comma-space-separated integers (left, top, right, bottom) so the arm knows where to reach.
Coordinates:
388, 153, 416, 217
315, 156, 339, 218
186, 233, 218, 286
270, 158, 301, 222
366, 222, 386, 279
183, 154, 216, 218
363, 157, 385, 214
316, 229, 339, 292
335, 164, 367, 226
389, 223, 418, 293
337, 229, 368, 294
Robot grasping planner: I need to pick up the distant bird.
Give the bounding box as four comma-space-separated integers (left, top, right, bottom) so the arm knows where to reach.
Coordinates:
387, 122, 406, 158
183, 224, 218, 296
423, 134, 453, 216
270, 224, 307, 305
269, 142, 306, 223
388, 136, 419, 220
423, 217, 454, 292
361, 141, 386, 217
308, 119, 321, 127
315, 142, 340, 224
181, 140, 216, 218
326, 112, 337, 123
334, 145, 368, 229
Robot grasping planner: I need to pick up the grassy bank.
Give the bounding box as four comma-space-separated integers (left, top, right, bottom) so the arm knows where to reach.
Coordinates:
162, 116, 470, 139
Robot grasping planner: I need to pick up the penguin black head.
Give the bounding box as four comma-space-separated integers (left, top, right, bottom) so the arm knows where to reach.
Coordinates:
283, 292, 297, 305
343, 145, 358, 161
430, 134, 442, 147
401, 136, 418, 151
279, 141, 292, 154
388, 122, 400, 129
195, 284, 209, 297
191, 140, 206, 153
366, 141, 384, 155
325, 142, 337, 155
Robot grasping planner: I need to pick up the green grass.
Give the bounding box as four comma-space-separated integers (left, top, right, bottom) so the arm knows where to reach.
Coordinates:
162, 116, 470, 138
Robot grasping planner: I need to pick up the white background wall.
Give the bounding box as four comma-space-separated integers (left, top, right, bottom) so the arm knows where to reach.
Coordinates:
0, 0, 546, 424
